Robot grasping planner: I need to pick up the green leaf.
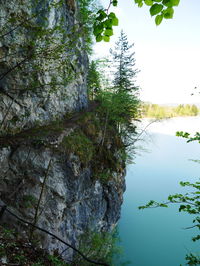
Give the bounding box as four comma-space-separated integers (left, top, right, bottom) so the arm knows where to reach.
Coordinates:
144, 0, 153, 6
103, 35, 110, 42
163, 7, 174, 19
112, 17, 119, 26
155, 14, 163, 25
150, 4, 163, 16
135, 0, 142, 4
135, 0, 143, 7
171, 0, 180, 6
159, 203, 168, 207
93, 24, 104, 36
96, 34, 103, 42
162, 0, 173, 7
104, 19, 113, 28
179, 205, 186, 212
97, 9, 107, 20
108, 12, 116, 19
112, 0, 118, 7
104, 28, 113, 36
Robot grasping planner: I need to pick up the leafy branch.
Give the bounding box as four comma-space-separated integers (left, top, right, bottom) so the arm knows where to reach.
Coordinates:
135, 0, 180, 25
93, 1, 119, 42
176, 131, 200, 143
139, 180, 200, 264
93, 0, 181, 42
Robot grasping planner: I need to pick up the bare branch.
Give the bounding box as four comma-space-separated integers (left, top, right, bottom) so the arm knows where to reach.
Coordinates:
0, 56, 30, 82
0, 14, 37, 39
30, 158, 52, 240
0, 204, 110, 266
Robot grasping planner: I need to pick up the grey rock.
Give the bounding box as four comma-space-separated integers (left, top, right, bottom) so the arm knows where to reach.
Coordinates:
0, 0, 126, 263
0, 0, 88, 134
0, 141, 125, 261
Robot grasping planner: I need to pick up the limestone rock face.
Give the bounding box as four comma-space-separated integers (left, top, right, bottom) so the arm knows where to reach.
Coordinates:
0, 0, 126, 263
0, 0, 88, 134
0, 120, 126, 261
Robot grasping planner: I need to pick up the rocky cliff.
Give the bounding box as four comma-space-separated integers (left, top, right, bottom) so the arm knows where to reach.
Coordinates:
0, 109, 126, 263
0, 0, 126, 264
0, 0, 88, 134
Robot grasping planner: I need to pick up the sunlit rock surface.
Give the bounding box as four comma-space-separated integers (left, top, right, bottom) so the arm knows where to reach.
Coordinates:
0, 0, 88, 133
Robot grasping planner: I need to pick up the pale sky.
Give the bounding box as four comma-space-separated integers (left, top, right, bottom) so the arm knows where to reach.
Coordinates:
94, 0, 200, 104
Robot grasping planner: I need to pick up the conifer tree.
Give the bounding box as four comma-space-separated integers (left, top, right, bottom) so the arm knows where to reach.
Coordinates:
110, 30, 139, 94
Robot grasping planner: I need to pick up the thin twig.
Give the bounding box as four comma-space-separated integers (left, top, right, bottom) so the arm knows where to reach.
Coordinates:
132, 119, 159, 144
183, 224, 199, 230
0, 14, 37, 39
0, 96, 15, 129
9, 180, 24, 200
0, 56, 30, 82
101, 109, 109, 147
0, 205, 7, 220
105, 0, 113, 14
0, 87, 24, 107
0, 204, 109, 266
30, 158, 52, 240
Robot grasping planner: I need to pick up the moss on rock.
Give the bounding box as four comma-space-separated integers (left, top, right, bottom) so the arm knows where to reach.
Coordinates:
61, 129, 95, 167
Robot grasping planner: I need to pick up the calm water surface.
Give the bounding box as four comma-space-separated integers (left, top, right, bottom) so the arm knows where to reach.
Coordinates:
117, 117, 200, 266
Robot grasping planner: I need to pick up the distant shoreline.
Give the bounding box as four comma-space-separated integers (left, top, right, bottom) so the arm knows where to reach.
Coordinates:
142, 114, 200, 119
141, 103, 199, 119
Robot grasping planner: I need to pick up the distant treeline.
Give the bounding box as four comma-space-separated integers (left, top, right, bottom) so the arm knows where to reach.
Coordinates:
141, 103, 199, 118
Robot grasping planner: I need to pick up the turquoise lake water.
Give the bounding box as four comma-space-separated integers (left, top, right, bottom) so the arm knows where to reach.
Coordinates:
116, 117, 200, 266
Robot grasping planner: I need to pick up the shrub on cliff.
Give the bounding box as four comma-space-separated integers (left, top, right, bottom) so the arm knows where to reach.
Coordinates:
87, 31, 140, 159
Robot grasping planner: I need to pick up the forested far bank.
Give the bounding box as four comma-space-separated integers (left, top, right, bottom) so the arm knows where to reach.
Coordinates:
141, 103, 200, 119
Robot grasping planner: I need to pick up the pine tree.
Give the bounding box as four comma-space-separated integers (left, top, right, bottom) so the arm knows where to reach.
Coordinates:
110, 30, 139, 94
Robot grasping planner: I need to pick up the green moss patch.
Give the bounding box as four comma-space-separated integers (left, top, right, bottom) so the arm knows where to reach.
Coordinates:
61, 129, 95, 166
